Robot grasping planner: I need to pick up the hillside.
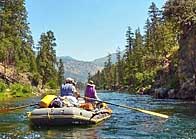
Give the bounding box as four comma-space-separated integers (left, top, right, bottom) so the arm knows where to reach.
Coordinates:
0, 64, 31, 85
60, 56, 103, 82
92, 53, 117, 67
59, 54, 118, 82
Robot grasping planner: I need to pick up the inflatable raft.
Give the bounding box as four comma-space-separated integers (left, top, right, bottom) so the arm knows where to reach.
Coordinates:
28, 106, 112, 126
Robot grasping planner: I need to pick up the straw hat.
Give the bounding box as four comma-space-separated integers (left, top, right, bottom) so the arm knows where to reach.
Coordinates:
89, 80, 94, 84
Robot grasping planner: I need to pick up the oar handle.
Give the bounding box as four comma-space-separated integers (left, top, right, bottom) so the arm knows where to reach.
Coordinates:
9, 103, 39, 110
81, 96, 101, 102
0, 103, 39, 113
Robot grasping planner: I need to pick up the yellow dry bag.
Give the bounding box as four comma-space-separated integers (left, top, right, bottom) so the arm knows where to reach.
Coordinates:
39, 95, 57, 108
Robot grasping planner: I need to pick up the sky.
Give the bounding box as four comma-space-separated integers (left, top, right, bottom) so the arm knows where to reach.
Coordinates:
26, 0, 166, 61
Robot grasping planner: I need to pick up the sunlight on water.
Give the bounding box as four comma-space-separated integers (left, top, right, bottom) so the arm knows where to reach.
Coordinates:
0, 92, 196, 138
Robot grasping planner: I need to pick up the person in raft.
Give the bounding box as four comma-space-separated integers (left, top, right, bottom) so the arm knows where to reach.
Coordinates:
60, 77, 80, 106
84, 80, 101, 103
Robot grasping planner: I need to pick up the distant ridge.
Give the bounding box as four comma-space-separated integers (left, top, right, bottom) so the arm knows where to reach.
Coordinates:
58, 53, 118, 82
59, 56, 76, 61
92, 53, 117, 67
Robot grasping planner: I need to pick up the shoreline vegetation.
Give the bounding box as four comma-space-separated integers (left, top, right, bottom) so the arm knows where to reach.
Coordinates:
0, 81, 58, 100
0, 61, 59, 99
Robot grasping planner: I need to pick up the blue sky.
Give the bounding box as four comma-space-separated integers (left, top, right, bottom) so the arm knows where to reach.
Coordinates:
26, 0, 166, 61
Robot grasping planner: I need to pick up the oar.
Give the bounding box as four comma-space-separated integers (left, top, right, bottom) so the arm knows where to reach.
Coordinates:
0, 103, 38, 113
81, 97, 169, 119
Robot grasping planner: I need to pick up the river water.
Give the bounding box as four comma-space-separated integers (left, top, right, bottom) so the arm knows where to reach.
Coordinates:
0, 91, 196, 139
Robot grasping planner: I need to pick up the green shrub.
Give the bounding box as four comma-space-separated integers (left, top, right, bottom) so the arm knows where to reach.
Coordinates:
32, 72, 40, 86
0, 81, 7, 93
10, 83, 32, 97
22, 85, 32, 94
46, 80, 58, 89
10, 83, 22, 93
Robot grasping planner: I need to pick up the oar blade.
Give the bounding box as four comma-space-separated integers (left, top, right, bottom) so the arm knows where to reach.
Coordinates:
118, 104, 169, 119
0, 108, 11, 113
135, 108, 169, 119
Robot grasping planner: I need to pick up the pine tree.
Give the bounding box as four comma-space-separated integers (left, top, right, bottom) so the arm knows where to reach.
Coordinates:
87, 72, 91, 82
116, 47, 123, 86
0, 0, 36, 73
124, 26, 134, 85
112, 65, 117, 90
37, 30, 57, 88
57, 58, 65, 86
96, 70, 101, 88
149, 2, 161, 25
125, 26, 134, 59
133, 28, 144, 72
105, 53, 112, 88
147, 2, 162, 57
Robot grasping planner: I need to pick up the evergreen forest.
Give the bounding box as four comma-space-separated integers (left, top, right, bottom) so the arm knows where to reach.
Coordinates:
91, 0, 196, 100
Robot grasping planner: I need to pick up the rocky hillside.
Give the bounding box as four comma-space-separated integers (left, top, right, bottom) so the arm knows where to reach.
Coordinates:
92, 53, 118, 67
59, 56, 102, 82
0, 63, 32, 85
59, 54, 118, 83
149, 0, 196, 101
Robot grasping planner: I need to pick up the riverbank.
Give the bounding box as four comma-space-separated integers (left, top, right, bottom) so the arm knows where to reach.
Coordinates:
105, 80, 196, 101
147, 78, 196, 101
0, 81, 58, 100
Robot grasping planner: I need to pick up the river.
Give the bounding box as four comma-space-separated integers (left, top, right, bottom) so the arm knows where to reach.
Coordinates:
0, 91, 196, 139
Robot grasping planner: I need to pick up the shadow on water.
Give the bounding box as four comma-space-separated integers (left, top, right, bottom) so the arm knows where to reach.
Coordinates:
0, 123, 101, 139
1, 92, 196, 138
29, 124, 101, 139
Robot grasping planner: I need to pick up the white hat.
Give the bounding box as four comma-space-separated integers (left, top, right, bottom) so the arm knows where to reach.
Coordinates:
65, 77, 73, 82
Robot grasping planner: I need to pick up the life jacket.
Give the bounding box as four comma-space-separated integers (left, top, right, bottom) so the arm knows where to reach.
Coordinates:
60, 83, 73, 96
85, 84, 96, 101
